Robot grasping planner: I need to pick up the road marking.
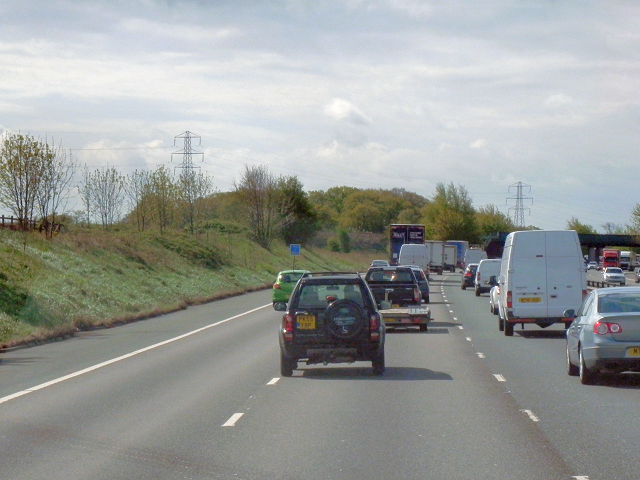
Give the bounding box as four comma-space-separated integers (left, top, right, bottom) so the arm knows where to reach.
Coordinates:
0, 304, 271, 405
267, 378, 279, 385
457, 326, 464, 330
520, 409, 540, 422
493, 374, 506, 382
466, 337, 472, 342
222, 413, 244, 427
571, 476, 590, 480
477, 352, 485, 358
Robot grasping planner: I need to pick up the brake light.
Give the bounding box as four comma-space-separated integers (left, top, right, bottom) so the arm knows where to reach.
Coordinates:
283, 314, 294, 341
273, 283, 281, 290
582, 289, 587, 299
594, 321, 622, 335
506, 291, 512, 308
370, 313, 381, 340
414, 288, 421, 302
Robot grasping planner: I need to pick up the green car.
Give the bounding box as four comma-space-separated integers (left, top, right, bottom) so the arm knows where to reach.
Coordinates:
272, 270, 310, 309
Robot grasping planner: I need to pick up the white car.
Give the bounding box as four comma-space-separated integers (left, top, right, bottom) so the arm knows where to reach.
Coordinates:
587, 262, 598, 270
602, 267, 626, 285
489, 285, 500, 315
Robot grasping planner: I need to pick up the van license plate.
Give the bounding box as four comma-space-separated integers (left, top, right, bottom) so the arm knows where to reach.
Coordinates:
627, 347, 640, 357
297, 315, 316, 329
519, 297, 541, 303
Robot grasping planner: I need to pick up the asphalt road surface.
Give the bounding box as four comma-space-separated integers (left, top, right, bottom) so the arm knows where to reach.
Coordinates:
1, 274, 638, 479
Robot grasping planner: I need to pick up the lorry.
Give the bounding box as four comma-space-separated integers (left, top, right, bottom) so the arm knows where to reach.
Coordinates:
365, 266, 431, 332
424, 240, 445, 274
446, 240, 469, 270
463, 247, 487, 268
444, 244, 457, 272
602, 249, 620, 269
619, 251, 636, 271
389, 224, 425, 265
497, 230, 587, 337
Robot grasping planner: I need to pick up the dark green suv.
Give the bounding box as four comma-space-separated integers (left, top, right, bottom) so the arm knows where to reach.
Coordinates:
275, 272, 385, 377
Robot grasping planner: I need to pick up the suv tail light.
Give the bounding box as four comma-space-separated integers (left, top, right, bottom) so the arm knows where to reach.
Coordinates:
283, 314, 294, 341
594, 321, 622, 335
506, 291, 512, 308
370, 313, 381, 340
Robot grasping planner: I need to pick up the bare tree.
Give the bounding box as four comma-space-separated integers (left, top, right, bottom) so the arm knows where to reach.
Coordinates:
79, 166, 125, 229
150, 164, 177, 234
234, 164, 279, 249
0, 133, 47, 228
36, 139, 78, 236
178, 169, 213, 235
125, 169, 153, 231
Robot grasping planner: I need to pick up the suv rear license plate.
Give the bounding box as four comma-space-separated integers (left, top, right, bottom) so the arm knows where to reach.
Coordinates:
519, 297, 541, 303
627, 347, 640, 357
297, 315, 316, 329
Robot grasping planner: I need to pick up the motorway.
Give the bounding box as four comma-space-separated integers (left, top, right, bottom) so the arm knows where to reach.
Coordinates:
1, 273, 639, 479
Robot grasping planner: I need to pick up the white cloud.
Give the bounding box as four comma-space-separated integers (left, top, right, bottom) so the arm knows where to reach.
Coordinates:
324, 98, 371, 125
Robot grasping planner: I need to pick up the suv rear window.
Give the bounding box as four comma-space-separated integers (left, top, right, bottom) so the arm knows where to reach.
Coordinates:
297, 283, 365, 308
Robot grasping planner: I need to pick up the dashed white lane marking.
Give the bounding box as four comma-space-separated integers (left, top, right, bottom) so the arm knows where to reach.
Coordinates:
0, 304, 271, 405
571, 476, 590, 480
267, 378, 279, 385
222, 413, 244, 427
520, 409, 540, 422
493, 374, 507, 382
457, 326, 464, 330
477, 352, 485, 358
466, 337, 472, 342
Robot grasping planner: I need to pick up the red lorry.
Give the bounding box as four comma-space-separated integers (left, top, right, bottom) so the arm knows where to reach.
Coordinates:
602, 249, 620, 269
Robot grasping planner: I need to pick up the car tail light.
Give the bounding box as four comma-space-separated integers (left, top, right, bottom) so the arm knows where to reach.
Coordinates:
273, 283, 281, 290
506, 291, 512, 308
414, 288, 421, 303
370, 313, 381, 340
283, 314, 294, 341
594, 321, 622, 335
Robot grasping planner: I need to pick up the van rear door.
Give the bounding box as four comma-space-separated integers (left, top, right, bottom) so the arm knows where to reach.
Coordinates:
510, 254, 547, 317
545, 232, 584, 317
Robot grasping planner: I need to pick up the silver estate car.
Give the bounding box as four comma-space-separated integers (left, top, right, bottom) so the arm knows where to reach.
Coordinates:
565, 287, 640, 385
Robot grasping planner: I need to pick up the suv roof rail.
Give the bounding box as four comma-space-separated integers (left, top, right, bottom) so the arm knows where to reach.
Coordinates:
300, 271, 361, 278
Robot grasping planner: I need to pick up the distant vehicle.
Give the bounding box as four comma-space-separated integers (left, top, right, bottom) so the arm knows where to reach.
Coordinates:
446, 240, 469, 270
497, 230, 587, 336
474, 259, 501, 296
587, 261, 598, 270
619, 251, 636, 271
272, 270, 310, 309
365, 266, 422, 307
602, 249, 620, 269
389, 224, 425, 265
274, 272, 385, 376
406, 265, 430, 303
424, 240, 445, 274
370, 259, 389, 268
461, 263, 478, 290
602, 267, 626, 285
463, 248, 487, 268
565, 287, 640, 384
489, 284, 500, 315
398, 243, 429, 273
443, 244, 457, 272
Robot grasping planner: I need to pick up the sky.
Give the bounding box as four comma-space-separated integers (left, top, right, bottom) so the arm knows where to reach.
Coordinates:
1, 0, 639, 231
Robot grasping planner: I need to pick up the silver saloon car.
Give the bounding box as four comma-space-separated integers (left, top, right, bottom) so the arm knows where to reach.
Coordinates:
565, 287, 640, 385
602, 267, 626, 285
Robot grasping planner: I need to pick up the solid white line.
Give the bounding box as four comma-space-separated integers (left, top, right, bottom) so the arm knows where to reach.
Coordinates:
0, 304, 271, 405
267, 378, 280, 385
222, 412, 244, 427
493, 374, 506, 382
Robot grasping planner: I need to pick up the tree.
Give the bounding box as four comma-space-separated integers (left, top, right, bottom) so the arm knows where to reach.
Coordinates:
276, 176, 319, 245
566, 217, 597, 234
476, 204, 515, 238
79, 166, 126, 229
125, 170, 153, 231
0, 133, 47, 228
421, 182, 478, 242
234, 164, 279, 249
149, 165, 177, 235
36, 139, 78, 236
177, 169, 213, 235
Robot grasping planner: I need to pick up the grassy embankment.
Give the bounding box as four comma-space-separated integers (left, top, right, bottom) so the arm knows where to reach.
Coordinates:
0, 227, 376, 349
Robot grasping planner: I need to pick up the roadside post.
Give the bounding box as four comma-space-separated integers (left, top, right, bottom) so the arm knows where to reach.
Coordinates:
290, 244, 301, 271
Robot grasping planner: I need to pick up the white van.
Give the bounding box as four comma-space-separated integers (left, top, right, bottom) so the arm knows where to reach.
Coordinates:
398, 243, 430, 273
497, 230, 587, 336
464, 248, 487, 268
474, 259, 501, 296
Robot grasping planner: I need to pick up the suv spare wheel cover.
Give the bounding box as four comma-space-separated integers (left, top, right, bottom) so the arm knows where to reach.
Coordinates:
325, 299, 364, 338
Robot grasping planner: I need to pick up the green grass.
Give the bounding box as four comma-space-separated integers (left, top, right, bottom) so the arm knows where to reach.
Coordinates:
0, 228, 376, 348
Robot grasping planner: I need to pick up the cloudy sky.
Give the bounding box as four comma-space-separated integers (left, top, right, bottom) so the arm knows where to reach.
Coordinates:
1, 0, 639, 231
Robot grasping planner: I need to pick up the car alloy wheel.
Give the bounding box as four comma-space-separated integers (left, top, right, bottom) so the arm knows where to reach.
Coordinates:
566, 344, 579, 376
579, 347, 596, 385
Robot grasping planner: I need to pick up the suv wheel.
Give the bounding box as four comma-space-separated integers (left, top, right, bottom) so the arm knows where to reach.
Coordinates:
372, 347, 385, 375
280, 353, 296, 377
324, 299, 365, 339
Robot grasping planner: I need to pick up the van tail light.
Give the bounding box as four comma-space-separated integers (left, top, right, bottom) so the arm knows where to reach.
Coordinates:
582, 289, 587, 299
507, 291, 512, 308
414, 288, 421, 303
283, 314, 294, 341
594, 321, 622, 335
370, 313, 381, 340
477, 273, 481, 282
